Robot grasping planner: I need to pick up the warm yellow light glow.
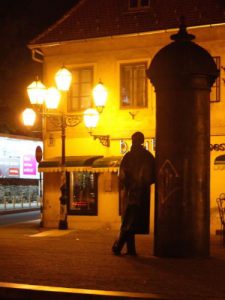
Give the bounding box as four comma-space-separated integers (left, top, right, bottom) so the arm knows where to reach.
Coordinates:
45, 87, 61, 109
22, 108, 36, 126
83, 108, 99, 131
55, 67, 72, 91
27, 80, 46, 105
93, 82, 107, 110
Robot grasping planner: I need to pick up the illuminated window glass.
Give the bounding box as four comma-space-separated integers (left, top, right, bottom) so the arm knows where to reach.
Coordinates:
210, 56, 220, 102
128, 0, 150, 10
69, 172, 98, 215
120, 62, 148, 108
68, 67, 93, 112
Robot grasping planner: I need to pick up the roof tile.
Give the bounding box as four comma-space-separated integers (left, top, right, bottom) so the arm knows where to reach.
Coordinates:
29, 0, 225, 46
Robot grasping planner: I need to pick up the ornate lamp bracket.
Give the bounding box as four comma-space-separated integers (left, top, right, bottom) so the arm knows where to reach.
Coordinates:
92, 134, 110, 147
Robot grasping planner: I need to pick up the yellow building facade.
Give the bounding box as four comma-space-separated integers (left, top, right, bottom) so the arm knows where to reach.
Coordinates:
29, 2, 225, 234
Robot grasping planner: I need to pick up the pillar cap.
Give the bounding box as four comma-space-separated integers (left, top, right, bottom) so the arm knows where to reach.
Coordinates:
147, 19, 219, 87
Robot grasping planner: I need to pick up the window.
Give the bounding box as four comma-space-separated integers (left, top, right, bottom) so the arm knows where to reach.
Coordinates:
120, 62, 148, 108
129, 0, 150, 10
210, 56, 220, 102
68, 172, 98, 215
68, 67, 93, 112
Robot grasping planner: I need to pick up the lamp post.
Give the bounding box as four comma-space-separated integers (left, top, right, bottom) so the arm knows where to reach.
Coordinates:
24, 67, 81, 229
23, 69, 109, 229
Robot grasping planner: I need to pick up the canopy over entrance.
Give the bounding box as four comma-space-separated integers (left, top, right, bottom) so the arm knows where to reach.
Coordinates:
92, 156, 122, 173
214, 154, 225, 170
38, 156, 103, 172
214, 154, 225, 165
38, 156, 122, 173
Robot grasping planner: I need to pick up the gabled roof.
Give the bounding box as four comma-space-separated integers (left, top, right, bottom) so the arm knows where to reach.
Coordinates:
29, 0, 225, 47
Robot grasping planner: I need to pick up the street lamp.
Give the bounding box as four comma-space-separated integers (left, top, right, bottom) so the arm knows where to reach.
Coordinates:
45, 87, 61, 110
23, 67, 81, 229
22, 108, 36, 126
55, 66, 72, 91
83, 108, 110, 147
27, 78, 46, 105
83, 82, 110, 147
92, 81, 108, 113
23, 68, 109, 229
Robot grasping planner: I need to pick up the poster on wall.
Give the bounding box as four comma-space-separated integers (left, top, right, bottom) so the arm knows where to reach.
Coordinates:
0, 136, 43, 179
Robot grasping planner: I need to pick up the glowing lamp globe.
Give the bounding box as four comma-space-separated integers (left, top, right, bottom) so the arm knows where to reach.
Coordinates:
93, 82, 107, 112
45, 87, 61, 109
27, 80, 46, 105
55, 67, 72, 91
83, 108, 99, 132
22, 108, 36, 126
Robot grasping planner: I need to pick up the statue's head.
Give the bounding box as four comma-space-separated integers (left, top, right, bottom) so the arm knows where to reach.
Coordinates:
132, 131, 144, 146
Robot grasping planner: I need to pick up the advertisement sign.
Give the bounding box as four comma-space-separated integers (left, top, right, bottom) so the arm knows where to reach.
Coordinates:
23, 155, 37, 176
0, 136, 43, 179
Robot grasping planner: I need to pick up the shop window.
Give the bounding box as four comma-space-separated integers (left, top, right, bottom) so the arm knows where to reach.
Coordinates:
210, 56, 220, 102
120, 62, 148, 108
128, 0, 150, 10
68, 172, 98, 215
68, 67, 93, 111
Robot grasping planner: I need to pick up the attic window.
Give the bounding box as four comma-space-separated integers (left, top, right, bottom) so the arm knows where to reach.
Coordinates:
129, 0, 150, 10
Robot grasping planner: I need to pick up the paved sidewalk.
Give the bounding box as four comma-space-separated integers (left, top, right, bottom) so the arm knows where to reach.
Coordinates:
0, 220, 225, 299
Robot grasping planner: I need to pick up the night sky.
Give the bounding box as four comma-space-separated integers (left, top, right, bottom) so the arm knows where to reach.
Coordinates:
0, 0, 79, 134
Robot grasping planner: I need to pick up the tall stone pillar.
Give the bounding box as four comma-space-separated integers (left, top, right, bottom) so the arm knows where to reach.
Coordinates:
147, 24, 218, 257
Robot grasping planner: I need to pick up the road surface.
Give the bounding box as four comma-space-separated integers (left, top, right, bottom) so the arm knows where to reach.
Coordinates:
0, 210, 40, 226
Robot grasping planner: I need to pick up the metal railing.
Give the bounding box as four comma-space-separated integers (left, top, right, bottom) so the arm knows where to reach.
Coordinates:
0, 195, 40, 211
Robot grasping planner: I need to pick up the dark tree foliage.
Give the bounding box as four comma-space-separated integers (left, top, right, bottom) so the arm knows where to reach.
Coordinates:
0, 0, 78, 136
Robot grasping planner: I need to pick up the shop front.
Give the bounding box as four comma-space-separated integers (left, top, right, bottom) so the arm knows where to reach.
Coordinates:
210, 136, 225, 234
38, 136, 225, 235
39, 156, 124, 230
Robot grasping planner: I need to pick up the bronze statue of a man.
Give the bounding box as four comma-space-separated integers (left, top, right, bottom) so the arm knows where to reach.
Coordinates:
112, 131, 155, 255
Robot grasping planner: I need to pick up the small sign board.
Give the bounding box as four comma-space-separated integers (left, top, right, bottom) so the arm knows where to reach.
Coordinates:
35, 145, 43, 163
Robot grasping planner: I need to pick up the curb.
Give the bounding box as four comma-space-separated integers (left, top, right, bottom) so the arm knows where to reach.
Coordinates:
0, 282, 169, 300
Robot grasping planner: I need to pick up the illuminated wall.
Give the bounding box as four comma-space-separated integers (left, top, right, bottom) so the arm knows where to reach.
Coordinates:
38, 25, 225, 233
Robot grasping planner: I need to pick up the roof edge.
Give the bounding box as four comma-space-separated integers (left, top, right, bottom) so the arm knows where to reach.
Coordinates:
28, 22, 225, 50
27, 27, 179, 50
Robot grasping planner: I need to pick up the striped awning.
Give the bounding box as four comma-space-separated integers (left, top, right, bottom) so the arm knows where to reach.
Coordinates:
91, 156, 122, 173
38, 156, 103, 173
38, 155, 123, 173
